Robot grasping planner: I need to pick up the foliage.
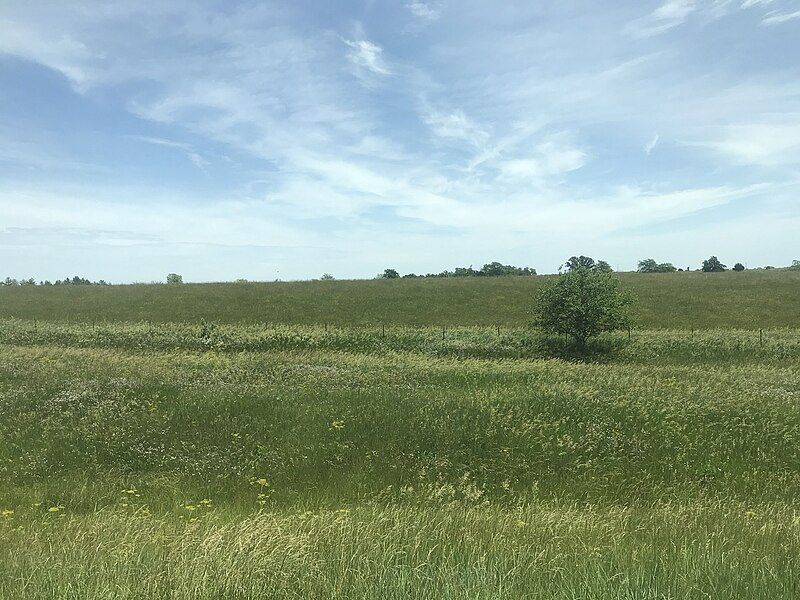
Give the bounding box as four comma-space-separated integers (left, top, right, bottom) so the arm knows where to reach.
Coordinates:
733, 263, 745, 272
562, 255, 613, 273
533, 267, 634, 348
637, 258, 677, 273
381, 269, 400, 279
788, 260, 800, 271
399, 261, 536, 278
166, 273, 184, 285
702, 256, 727, 272
320, 273, 335, 280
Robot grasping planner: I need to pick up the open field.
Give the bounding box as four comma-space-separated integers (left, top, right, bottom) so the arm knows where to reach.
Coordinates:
1, 298, 800, 598
2, 269, 800, 328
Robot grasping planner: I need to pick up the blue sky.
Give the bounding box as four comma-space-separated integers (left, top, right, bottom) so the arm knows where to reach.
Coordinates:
1, 0, 799, 282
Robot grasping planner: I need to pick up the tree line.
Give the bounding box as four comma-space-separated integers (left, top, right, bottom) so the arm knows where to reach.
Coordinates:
1, 276, 110, 286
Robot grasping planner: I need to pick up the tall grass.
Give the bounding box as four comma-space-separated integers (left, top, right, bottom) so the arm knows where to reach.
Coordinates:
2, 315, 799, 597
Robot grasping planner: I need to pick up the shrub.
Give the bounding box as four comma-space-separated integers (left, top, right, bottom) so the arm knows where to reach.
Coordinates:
533, 266, 634, 349
733, 263, 745, 272
166, 273, 184, 285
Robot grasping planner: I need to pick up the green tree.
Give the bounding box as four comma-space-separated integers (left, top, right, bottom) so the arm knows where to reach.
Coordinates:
563, 256, 613, 273
788, 260, 800, 271
701, 256, 727, 272
534, 267, 634, 349
638, 258, 677, 273
733, 263, 745, 272
320, 273, 335, 280
381, 269, 400, 279
166, 273, 184, 284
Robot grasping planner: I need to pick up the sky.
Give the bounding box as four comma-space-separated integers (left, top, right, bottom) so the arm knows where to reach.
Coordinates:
1, 0, 799, 282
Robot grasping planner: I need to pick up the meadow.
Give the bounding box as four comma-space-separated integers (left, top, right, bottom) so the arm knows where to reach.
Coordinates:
2, 268, 800, 328
1, 273, 800, 598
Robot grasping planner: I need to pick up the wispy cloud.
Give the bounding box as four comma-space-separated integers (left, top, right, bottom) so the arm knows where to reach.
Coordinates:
628, 0, 697, 37
128, 136, 209, 171
761, 9, 800, 24
645, 134, 660, 155
423, 110, 490, 146
343, 39, 391, 76
406, 2, 441, 23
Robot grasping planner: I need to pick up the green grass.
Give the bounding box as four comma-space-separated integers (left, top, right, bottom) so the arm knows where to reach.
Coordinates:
1, 315, 800, 597
1, 268, 799, 328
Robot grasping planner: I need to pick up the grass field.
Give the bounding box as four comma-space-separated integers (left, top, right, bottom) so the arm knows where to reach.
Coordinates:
1, 274, 800, 598
2, 269, 800, 329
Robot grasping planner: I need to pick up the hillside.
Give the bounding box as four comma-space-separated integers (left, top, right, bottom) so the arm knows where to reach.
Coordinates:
1, 270, 798, 329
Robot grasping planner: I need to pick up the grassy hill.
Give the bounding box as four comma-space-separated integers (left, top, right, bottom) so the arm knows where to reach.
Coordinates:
1, 269, 799, 328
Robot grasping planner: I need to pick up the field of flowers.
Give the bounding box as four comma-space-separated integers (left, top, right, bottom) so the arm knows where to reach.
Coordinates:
1, 319, 799, 598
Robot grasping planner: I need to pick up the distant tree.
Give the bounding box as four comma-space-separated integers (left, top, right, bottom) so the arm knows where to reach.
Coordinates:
733, 263, 745, 272
595, 260, 613, 273
381, 269, 400, 279
563, 256, 613, 273
563, 255, 596, 271
788, 260, 800, 271
320, 273, 335, 281
533, 266, 634, 349
637, 258, 677, 273
166, 273, 184, 285
701, 256, 727, 272
3, 277, 18, 286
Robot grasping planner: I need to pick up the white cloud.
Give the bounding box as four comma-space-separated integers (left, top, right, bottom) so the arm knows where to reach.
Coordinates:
0, 18, 93, 89
761, 9, 800, 24
343, 39, 391, 75
692, 122, 800, 166
406, 2, 441, 22
498, 137, 588, 179
128, 136, 209, 171
653, 0, 696, 20
628, 0, 697, 36
423, 110, 490, 146
645, 134, 660, 155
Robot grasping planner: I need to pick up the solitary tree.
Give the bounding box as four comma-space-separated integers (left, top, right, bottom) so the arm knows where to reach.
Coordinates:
563, 255, 613, 273
381, 269, 400, 279
166, 273, 184, 284
733, 263, 745, 272
320, 273, 335, 280
533, 267, 634, 349
701, 256, 727, 272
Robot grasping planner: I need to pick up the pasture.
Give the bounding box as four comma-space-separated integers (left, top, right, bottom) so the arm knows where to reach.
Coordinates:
1, 273, 799, 598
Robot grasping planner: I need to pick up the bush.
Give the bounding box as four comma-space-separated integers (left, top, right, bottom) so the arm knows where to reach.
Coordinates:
533, 267, 634, 349
166, 273, 184, 285
733, 263, 745, 272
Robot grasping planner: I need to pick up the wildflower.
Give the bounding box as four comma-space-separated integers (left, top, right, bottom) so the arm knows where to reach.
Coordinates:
48, 506, 62, 513
330, 420, 345, 430
0, 509, 13, 518
199, 499, 212, 506
184, 504, 197, 512
256, 478, 269, 487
